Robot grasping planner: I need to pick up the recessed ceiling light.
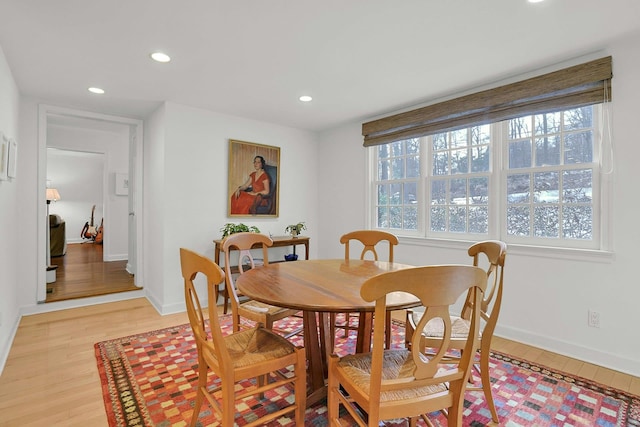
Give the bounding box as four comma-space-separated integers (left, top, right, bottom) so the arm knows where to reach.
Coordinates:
528, 0, 544, 3
150, 52, 171, 63
88, 87, 105, 94
299, 95, 313, 102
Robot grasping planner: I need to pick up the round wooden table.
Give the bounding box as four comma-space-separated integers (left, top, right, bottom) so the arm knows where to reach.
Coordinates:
236, 258, 418, 404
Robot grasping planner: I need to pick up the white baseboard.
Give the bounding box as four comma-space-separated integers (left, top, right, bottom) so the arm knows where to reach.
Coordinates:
0, 312, 21, 376
494, 324, 640, 378
145, 292, 187, 315
105, 253, 128, 262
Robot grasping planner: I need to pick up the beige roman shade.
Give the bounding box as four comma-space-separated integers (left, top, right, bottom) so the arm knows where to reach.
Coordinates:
362, 56, 612, 147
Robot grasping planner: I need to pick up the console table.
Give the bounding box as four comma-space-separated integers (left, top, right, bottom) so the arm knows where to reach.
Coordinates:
213, 235, 310, 266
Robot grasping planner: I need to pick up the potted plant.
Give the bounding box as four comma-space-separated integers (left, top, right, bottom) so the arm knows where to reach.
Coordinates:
220, 223, 260, 238
285, 222, 306, 238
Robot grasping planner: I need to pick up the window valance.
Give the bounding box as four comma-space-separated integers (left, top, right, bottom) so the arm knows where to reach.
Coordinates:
362, 56, 612, 147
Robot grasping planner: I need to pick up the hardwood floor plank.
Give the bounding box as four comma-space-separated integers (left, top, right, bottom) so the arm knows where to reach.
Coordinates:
577, 362, 599, 381
610, 371, 633, 392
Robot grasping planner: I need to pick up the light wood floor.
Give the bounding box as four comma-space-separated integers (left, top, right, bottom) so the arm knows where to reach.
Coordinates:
0, 298, 638, 427
46, 243, 139, 302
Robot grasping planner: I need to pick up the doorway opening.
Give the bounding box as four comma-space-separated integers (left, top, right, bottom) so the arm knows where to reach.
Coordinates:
37, 105, 144, 303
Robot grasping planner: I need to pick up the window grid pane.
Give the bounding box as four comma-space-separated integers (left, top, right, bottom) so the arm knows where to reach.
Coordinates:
374, 138, 420, 231
505, 107, 595, 242
429, 127, 490, 235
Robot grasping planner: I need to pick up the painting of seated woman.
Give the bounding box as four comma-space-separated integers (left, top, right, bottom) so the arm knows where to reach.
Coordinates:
228, 140, 279, 217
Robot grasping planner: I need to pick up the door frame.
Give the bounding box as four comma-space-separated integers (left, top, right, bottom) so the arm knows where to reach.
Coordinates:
37, 104, 144, 302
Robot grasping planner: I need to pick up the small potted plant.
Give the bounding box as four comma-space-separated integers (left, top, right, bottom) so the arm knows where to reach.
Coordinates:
220, 223, 261, 238
285, 222, 306, 238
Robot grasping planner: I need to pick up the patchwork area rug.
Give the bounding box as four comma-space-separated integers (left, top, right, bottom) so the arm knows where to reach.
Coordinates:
95, 315, 639, 426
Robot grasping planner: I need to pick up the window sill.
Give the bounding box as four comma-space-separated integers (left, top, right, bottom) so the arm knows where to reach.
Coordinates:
397, 236, 614, 263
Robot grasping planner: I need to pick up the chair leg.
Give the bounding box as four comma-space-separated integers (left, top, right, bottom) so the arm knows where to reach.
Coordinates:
332, 312, 353, 339
257, 374, 266, 400
294, 348, 307, 426
384, 313, 391, 349
447, 385, 465, 427
342, 313, 349, 337
223, 287, 229, 314
221, 378, 235, 426
328, 313, 336, 347
405, 310, 415, 349
189, 389, 204, 427
232, 313, 241, 332
190, 361, 208, 427
327, 355, 339, 424
479, 349, 499, 423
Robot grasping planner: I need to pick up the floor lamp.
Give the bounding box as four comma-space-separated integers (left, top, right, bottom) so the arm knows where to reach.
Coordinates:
46, 188, 60, 284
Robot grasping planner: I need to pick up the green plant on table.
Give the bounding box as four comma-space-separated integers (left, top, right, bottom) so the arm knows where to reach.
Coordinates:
220, 223, 261, 238
285, 222, 306, 237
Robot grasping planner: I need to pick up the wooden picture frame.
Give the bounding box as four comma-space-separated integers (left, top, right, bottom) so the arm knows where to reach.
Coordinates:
228, 139, 280, 217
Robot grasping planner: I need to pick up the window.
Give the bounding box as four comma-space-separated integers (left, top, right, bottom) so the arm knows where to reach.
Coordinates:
375, 138, 420, 231
430, 125, 491, 235
505, 106, 598, 244
371, 105, 604, 249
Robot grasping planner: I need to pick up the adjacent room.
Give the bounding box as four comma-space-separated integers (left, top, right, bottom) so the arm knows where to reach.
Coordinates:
1, 1, 639, 425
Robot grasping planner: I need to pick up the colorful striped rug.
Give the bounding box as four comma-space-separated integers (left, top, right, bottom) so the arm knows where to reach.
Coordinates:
94, 315, 639, 426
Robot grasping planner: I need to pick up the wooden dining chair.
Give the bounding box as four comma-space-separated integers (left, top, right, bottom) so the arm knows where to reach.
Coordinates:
222, 232, 300, 333
328, 264, 487, 426
179, 248, 306, 427
333, 230, 399, 349
405, 240, 507, 424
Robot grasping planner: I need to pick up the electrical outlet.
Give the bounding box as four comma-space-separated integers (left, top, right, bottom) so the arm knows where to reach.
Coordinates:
588, 310, 600, 328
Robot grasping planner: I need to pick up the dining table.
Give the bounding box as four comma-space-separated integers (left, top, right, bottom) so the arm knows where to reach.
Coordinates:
235, 258, 419, 405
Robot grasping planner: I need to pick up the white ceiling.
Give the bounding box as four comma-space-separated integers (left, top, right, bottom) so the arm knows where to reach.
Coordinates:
1, 0, 639, 132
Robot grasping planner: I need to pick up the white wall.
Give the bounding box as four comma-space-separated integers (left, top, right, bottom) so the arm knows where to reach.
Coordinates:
144, 102, 320, 314
0, 45, 20, 373
47, 123, 129, 258
143, 104, 166, 308
317, 32, 640, 377
47, 149, 104, 245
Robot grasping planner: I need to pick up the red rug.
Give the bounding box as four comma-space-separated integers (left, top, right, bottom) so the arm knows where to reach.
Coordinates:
95, 315, 639, 426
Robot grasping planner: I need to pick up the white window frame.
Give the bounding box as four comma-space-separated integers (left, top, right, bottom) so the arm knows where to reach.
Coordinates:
367, 104, 613, 254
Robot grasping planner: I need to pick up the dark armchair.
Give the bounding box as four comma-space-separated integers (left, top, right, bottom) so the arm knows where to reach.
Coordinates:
249, 164, 277, 215
49, 214, 67, 257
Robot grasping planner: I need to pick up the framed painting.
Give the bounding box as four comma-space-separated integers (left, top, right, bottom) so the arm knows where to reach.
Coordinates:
228, 139, 280, 217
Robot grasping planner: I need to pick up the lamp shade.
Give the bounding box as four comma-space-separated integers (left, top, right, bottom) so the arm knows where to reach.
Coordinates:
46, 188, 61, 201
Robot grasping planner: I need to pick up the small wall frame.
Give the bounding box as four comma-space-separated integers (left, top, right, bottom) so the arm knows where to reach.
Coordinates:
7, 137, 17, 179
115, 173, 129, 195
0, 131, 8, 181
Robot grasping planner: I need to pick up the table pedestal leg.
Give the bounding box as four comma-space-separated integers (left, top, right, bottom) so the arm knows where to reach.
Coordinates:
355, 312, 373, 353
303, 311, 328, 406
